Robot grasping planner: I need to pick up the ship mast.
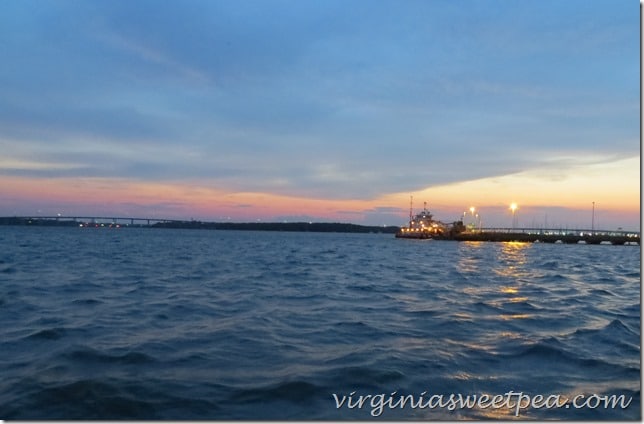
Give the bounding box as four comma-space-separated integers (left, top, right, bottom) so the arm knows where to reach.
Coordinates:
409, 195, 413, 227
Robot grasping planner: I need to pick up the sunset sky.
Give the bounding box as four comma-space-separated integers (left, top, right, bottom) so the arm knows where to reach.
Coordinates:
0, 0, 640, 230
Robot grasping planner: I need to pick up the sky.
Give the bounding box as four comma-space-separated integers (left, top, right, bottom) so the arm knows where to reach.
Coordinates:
0, 0, 640, 230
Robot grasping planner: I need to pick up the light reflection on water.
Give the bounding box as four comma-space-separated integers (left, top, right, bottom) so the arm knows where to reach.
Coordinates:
495, 241, 531, 278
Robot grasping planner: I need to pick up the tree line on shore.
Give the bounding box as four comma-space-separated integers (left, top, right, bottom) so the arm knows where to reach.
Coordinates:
0, 216, 400, 234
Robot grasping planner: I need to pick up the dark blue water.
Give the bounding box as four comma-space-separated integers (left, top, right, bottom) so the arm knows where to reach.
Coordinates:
0, 227, 640, 419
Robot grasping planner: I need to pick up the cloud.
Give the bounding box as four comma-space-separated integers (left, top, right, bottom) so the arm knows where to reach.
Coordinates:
0, 0, 638, 203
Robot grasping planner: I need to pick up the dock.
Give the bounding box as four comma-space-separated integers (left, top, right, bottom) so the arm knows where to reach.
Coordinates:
420, 228, 639, 245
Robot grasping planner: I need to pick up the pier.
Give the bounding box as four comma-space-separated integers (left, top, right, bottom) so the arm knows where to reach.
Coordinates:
439, 228, 639, 245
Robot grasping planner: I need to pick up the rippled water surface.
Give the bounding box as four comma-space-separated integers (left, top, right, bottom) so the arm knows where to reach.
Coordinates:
0, 227, 640, 419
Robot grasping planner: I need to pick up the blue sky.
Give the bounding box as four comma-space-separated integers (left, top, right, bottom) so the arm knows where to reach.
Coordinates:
0, 0, 640, 227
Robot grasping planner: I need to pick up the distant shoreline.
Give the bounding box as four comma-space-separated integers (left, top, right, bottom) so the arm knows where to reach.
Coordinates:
0, 216, 400, 234
1, 217, 638, 245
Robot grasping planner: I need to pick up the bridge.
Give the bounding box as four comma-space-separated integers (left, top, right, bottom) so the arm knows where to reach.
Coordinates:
0, 215, 188, 227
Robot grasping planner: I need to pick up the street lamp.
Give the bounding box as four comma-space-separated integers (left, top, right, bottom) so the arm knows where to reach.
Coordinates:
510, 203, 518, 230
468, 207, 476, 231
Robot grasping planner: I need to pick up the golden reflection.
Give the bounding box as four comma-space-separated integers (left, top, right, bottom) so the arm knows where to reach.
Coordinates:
508, 296, 528, 303
503, 241, 530, 253
454, 371, 473, 381
500, 286, 518, 294
462, 287, 484, 295
459, 241, 535, 326
510, 297, 528, 303
500, 314, 532, 320
477, 404, 526, 420
495, 241, 530, 278
444, 338, 495, 353
499, 331, 522, 339
457, 241, 485, 274
495, 243, 533, 320
452, 312, 473, 321
467, 390, 533, 420
463, 241, 484, 247
452, 371, 500, 382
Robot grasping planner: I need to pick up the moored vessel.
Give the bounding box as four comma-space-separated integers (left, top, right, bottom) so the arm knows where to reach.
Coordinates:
395, 199, 448, 239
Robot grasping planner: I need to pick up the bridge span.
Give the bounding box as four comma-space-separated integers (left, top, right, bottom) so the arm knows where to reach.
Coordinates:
0, 215, 188, 227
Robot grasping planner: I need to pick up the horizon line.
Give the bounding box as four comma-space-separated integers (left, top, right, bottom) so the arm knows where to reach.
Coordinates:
2, 215, 639, 235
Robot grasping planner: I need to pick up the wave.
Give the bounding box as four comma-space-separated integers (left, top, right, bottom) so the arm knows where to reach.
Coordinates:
575, 319, 639, 338
1, 266, 17, 273
1, 378, 221, 419
229, 380, 322, 404
25, 327, 68, 340
71, 298, 103, 305
323, 365, 406, 388
566, 319, 641, 359
500, 336, 640, 380
63, 346, 157, 365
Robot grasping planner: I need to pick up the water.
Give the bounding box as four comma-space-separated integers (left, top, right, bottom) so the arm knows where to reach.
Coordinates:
0, 227, 640, 419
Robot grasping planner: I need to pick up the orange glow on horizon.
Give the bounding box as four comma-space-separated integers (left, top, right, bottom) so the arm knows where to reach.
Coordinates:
0, 176, 376, 221
380, 156, 639, 213
0, 156, 639, 229
1, 173, 639, 217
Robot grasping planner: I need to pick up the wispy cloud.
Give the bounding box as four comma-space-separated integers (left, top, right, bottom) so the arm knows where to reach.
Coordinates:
0, 0, 638, 220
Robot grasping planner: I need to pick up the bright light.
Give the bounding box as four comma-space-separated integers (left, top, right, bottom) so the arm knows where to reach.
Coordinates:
510, 202, 518, 212
469, 206, 475, 214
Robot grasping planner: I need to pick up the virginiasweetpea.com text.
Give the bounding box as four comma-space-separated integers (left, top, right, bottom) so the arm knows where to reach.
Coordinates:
332, 390, 633, 417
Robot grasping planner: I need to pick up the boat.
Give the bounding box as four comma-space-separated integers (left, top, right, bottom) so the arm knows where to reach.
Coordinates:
395, 200, 449, 239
